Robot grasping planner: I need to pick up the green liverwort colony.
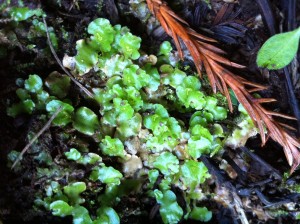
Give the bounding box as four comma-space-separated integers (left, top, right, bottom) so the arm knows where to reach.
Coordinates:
7, 15, 256, 224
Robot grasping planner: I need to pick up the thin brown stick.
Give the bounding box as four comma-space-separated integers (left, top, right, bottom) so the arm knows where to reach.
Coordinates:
42, 17, 94, 98
11, 106, 63, 169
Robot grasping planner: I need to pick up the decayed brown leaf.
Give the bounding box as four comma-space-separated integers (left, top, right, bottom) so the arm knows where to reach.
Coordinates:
146, 0, 300, 172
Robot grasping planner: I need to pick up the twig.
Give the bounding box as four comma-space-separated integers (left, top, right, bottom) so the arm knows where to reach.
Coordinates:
42, 17, 94, 98
200, 156, 249, 224
284, 67, 300, 135
232, 191, 249, 224
11, 106, 63, 169
238, 147, 282, 180
255, 0, 276, 35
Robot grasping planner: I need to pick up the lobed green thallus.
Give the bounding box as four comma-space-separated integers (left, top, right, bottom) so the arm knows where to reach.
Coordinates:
7, 14, 256, 224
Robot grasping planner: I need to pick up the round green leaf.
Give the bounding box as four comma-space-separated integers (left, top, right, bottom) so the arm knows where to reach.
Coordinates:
88, 18, 115, 52
63, 182, 86, 205
45, 72, 71, 99
153, 152, 179, 176
119, 32, 141, 59
65, 148, 81, 161
73, 107, 99, 135
75, 39, 99, 75
72, 206, 93, 224
189, 206, 212, 222
50, 200, 73, 217
46, 100, 74, 126
7, 99, 35, 117
90, 166, 123, 185
158, 41, 172, 56
188, 137, 211, 159
100, 136, 125, 158
180, 160, 210, 191
24, 74, 43, 93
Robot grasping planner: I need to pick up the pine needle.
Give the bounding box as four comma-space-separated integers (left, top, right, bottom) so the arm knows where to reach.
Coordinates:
146, 0, 300, 172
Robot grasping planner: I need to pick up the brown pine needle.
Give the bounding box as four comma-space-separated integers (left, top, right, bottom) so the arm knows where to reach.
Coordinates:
146, 0, 300, 172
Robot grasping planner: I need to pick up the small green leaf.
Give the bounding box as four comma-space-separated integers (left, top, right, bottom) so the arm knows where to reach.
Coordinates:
7, 99, 35, 117
45, 72, 71, 99
50, 200, 73, 217
148, 169, 159, 188
257, 27, 300, 70
63, 182, 86, 205
154, 190, 183, 224
116, 113, 142, 140
153, 152, 179, 176
176, 87, 205, 110
190, 111, 212, 128
180, 160, 210, 193
204, 96, 217, 111
160, 64, 174, 73
143, 64, 160, 91
46, 100, 74, 126
9, 7, 43, 21
16, 88, 30, 101
188, 137, 211, 159
65, 148, 81, 161
158, 41, 172, 56
190, 125, 213, 141
124, 87, 143, 111
189, 206, 212, 222
162, 68, 186, 88
209, 106, 227, 120
24, 74, 43, 93
73, 107, 99, 135
100, 54, 131, 78
159, 177, 172, 191
95, 207, 120, 224
75, 39, 99, 75
89, 166, 123, 185
100, 136, 125, 158
143, 114, 163, 134
88, 18, 115, 52
79, 153, 102, 165
181, 76, 201, 90
115, 98, 134, 123
119, 32, 141, 59
36, 90, 49, 107
72, 206, 93, 224
123, 65, 150, 90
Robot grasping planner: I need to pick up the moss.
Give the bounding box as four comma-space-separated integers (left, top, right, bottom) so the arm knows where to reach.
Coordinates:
6, 15, 258, 224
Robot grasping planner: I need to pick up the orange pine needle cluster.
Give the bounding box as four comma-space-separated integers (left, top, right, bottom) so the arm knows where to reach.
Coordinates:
146, 0, 300, 172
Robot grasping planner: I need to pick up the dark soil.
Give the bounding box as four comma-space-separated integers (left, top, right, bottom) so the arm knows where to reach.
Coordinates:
1, 0, 300, 223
